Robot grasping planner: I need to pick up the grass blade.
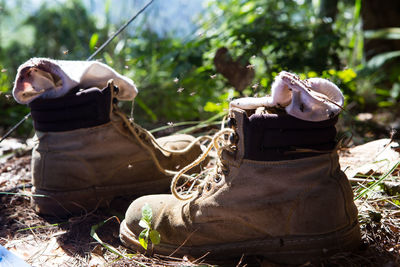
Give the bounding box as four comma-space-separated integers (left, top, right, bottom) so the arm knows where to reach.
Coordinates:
354, 161, 400, 200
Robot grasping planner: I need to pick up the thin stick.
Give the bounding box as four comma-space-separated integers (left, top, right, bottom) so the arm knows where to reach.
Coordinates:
86, 0, 154, 61
0, 112, 31, 143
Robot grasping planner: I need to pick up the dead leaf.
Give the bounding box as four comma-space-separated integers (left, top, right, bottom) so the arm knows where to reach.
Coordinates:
213, 47, 255, 92
339, 139, 400, 179
88, 253, 106, 267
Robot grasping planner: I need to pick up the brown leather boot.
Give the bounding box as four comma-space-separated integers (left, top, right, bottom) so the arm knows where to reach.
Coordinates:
29, 81, 206, 217
120, 107, 361, 264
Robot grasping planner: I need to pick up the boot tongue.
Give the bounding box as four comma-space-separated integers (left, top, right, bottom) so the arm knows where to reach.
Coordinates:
230, 108, 338, 161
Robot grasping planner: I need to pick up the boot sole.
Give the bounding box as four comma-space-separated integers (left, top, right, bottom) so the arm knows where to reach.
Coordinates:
31, 187, 110, 217
31, 179, 170, 217
119, 220, 361, 265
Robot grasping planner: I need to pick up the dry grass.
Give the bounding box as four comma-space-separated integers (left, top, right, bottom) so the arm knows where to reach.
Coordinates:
1, 147, 399, 266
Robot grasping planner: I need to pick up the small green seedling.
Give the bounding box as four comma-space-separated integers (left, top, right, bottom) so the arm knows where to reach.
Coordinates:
138, 203, 161, 250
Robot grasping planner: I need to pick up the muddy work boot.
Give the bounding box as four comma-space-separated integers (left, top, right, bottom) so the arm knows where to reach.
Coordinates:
29, 81, 206, 217
120, 107, 361, 264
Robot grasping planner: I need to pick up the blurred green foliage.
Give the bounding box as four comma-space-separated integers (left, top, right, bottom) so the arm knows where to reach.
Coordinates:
0, 0, 399, 137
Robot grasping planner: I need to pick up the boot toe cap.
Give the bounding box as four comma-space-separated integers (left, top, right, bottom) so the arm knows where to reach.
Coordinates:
121, 194, 176, 251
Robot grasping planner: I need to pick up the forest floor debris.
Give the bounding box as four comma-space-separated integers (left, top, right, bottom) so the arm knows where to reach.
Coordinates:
1, 137, 400, 266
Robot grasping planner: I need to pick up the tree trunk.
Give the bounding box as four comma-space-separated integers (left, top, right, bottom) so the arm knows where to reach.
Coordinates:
311, 0, 340, 72
361, 0, 400, 60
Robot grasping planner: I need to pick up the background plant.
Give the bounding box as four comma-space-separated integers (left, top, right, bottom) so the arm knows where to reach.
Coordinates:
0, 0, 399, 137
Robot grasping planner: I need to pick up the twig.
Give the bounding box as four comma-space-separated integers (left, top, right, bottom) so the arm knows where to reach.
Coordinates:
87, 0, 154, 61
168, 228, 198, 257
3, 183, 33, 192
0, 113, 31, 143
176, 112, 227, 134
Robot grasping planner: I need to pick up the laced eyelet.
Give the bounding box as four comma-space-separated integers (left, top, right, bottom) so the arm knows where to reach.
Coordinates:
170, 127, 236, 201
214, 175, 222, 183
206, 182, 212, 191
229, 133, 237, 144
222, 168, 230, 175
227, 117, 236, 128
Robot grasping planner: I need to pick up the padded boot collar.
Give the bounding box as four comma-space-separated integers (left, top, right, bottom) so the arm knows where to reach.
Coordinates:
228, 107, 338, 161
29, 85, 112, 132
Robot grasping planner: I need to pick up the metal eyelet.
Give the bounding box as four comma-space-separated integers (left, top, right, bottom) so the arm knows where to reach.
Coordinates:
206, 182, 212, 191
113, 85, 120, 94
227, 117, 236, 128
229, 133, 237, 144
222, 168, 230, 175
112, 97, 118, 104
214, 175, 222, 183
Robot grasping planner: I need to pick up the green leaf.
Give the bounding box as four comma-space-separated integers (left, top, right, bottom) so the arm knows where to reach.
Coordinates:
139, 219, 150, 229
391, 83, 400, 99
204, 101, 225, 113
90, 216, 125, 257
364, 28, 400, 40
103, 52, 113, 65
114, 40, 125, 55
377, 101, 394, 108
336, 69, 357, 83
138, 229, 149, 250
149, 230, 161, 245
260, 77, 268, 88
89, 33, 98, 51
366, 50, 400, 70
141, 203, 153, 223
104, 0, 111, 14
240, 2, 255, 14
375, 88, 391, 97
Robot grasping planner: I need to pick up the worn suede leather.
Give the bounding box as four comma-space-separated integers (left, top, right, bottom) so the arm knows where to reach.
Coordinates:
120, 107, 361, 264
30, 83, 204, 217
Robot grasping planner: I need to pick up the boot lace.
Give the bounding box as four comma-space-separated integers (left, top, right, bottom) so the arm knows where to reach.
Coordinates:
170, 127, 236, 200
111, 85, 211, 179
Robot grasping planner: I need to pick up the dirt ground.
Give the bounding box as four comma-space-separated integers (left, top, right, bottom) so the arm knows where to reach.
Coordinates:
0, 136, 400, 267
